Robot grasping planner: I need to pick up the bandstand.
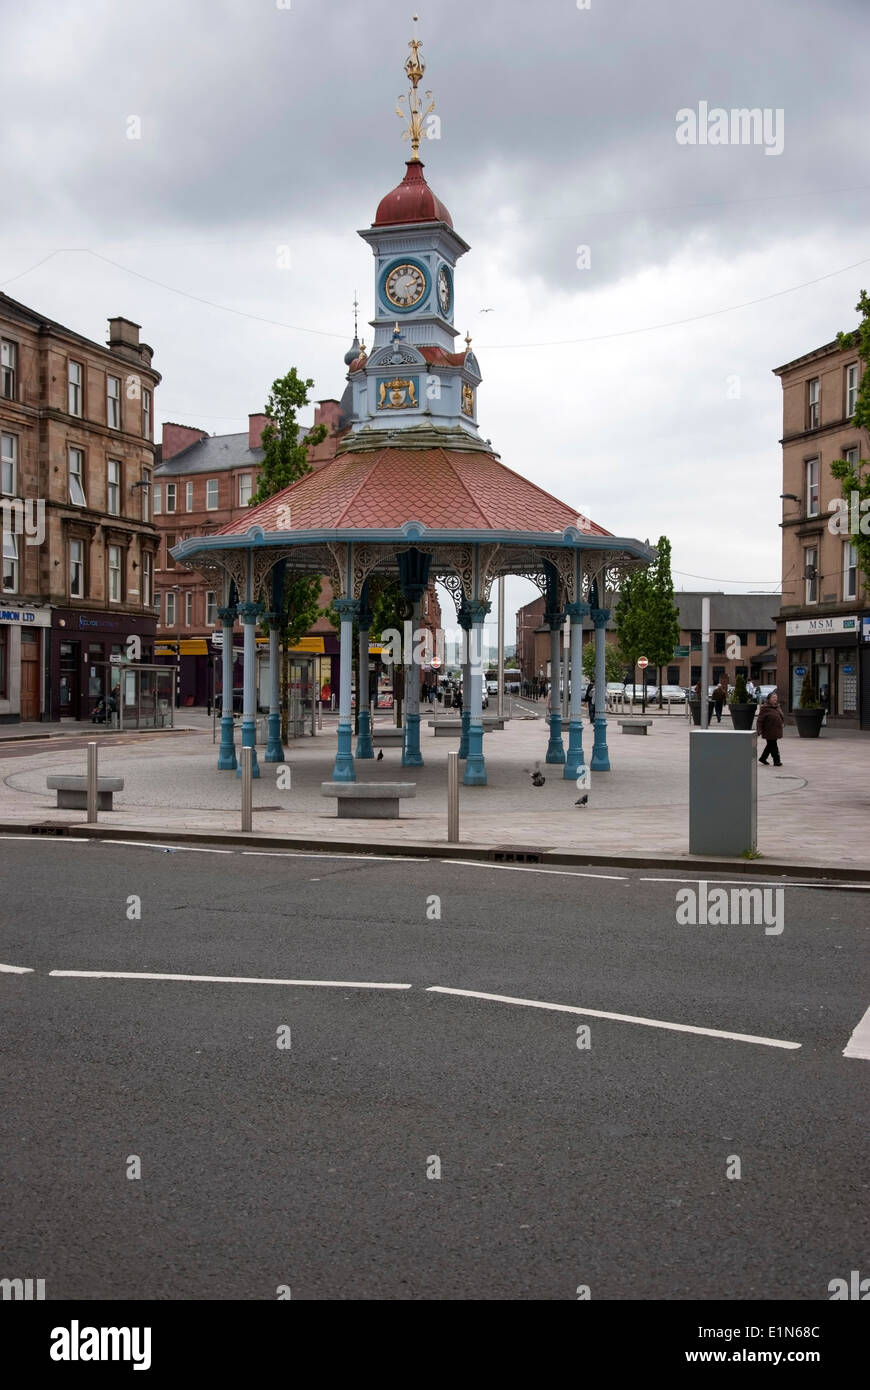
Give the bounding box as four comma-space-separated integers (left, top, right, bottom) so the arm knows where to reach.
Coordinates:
173, 22, 655, 788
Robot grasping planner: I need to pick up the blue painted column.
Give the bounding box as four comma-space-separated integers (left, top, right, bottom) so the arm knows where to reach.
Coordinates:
356, 594, 374, 759
463, 598, 489, 786
402, 597, 424, 767
217, 602, 237, 770
545, 612, 566, 763
333, 597, 359, 782
457, 605, 471, 759
564, 601, 589, 779
264, 613, 284, 762
236, 600, 262, 778
591, 606, 611, 771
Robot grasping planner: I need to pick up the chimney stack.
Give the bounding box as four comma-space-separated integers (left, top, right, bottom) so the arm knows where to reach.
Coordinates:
249, 412, 270, 450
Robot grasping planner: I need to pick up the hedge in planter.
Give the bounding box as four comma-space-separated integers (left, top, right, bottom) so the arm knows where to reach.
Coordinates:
729, 674, 757, 731
794, 677, 824, 738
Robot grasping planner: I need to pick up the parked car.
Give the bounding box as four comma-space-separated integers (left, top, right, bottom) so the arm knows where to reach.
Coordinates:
624, 682, 656, 703
486, 679, 499, 695
646, 685, 687, 704
755, 684, 777, 703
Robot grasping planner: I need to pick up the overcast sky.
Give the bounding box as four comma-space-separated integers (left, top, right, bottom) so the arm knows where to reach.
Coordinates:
2, 0, 868, 638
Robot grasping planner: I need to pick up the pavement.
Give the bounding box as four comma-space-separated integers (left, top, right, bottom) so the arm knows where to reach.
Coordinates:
1, 839, 867, 1300
0, 703, 867, 874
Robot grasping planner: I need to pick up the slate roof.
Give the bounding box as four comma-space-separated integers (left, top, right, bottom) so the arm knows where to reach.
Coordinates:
215, 446, 610, 536
155, 432, 268, 477
673, 592, 781, 629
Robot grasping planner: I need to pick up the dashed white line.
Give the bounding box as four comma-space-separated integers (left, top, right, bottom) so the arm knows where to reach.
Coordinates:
639, 876, 870, 891
0, 962, 34, 973
49, 970, 412, 990
843, 1004, 870, 1060
101, 841, 233, 854
241, 851, 428, 862
443, 860, 627, 880
426, 986, 801, 1050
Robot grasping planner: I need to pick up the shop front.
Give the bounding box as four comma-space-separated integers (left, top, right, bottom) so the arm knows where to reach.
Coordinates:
49, 609, 156, 722
0, 604, 51, 723
784, 613, 870, 727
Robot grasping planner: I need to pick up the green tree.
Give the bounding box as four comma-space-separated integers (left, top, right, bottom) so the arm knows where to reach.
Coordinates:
581, 636, 626, 684
830, 290, 870, 591
645, 536, 681, 707
250, 368, 328, 736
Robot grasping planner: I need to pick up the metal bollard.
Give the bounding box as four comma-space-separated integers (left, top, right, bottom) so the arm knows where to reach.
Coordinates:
86, 740, 98, 823
447, 750, 459, 843
241, 745, 253, 832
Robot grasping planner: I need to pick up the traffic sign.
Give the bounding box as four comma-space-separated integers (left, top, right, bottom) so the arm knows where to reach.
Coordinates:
431, 657, 442, 669
211, 632, 223, 647
638, 656, 649, 669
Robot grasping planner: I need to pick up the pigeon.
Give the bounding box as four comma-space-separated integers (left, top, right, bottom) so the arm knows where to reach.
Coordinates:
523, 761, 545, 786
377, 749, 384, 761
575, 795, 588, 806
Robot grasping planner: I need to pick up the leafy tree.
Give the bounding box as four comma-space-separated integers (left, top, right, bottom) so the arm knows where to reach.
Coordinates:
645, 536, 681, 706
830, 290, 870, 591
581, 636, 627, 684
250, 368, 328, 736
615, 565, 653, 669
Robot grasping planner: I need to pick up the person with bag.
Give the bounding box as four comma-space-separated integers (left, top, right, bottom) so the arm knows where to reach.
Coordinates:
757, 691, 784, 766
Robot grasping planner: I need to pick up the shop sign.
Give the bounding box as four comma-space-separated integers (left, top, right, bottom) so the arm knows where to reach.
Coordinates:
785, 615, 856, 637
0, 607, 51, 627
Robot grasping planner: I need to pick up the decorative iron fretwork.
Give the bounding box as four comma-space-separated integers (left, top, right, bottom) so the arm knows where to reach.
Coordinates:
539, 547, 578, 604
432, 543, 475, 603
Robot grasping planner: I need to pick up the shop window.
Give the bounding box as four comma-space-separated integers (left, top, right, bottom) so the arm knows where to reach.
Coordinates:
0, 625, 6, 697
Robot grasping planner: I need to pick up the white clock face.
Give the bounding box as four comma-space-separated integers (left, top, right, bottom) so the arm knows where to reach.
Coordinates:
438, 266, 451, 315
385, 263, 426, 308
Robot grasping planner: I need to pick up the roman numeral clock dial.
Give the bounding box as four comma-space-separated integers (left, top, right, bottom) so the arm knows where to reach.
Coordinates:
385, 263, 425, 308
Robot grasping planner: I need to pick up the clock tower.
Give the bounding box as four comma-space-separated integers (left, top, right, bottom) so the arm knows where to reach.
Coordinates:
346, 18, 483, 441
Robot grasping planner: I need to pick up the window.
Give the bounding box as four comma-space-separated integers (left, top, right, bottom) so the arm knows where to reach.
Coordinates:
690, 665, 701, 684
68, 448, 86, 506
153, 483, 162, 515
185, 591, 193, 626
1, 340, 17, 400
238, 473, 252, 506
846, 364, 859, 418
689, 630, 702, 649
755, 631, 770, 647
2, 528, 18, 592
0, 626, 6, 697
142, 387, 152, 440
735, 630, 748, 647
667, 665, 680, 685
70, 538, 84, 597
186, 481, 194, 512
807, 377, 819, 429
714, 632, 726, 655
206, 478, 218, 509
206, 590, 217, 626
142, 550, 152, 608
1, 432, 17, 494
155, 592, 162, 625
166, 482, 177, 513
107, 374, 121, 429
165, 534, 176, 568
108, 545, 122, 603
107, 459, 121, 516
165, 591, 176, 626
141, 468, 152, 522
843, 446, 859, 467
805, 546, 818, 605
844, 541, 857, 601
68, 360, 83, 417
806, 457, 820, 517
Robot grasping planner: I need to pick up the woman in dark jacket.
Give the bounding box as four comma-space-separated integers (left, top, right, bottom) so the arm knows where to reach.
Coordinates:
757, 692, 784, 766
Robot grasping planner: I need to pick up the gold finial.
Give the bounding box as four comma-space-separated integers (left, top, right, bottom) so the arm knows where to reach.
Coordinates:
395, 15, 435, 161
465, 330, 472, 352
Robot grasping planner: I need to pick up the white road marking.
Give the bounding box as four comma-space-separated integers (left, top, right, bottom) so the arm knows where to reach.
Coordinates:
843, 1004, 870, 1060
49, 970, 412, 990
0, 962, 34, 973
0, 834, 89, 842
241, 851, 428, 862
427, 986, 801, 1050
101, 841, 233, 854
639, 876, 870, 891
443, 859, 627, 881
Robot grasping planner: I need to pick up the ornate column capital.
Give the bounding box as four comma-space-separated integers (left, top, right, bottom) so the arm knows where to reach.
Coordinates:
217, 605, 237, 625
465, 599, 491, 622
546, 610, 564, 630
564, 601, 590, 621
334, 598, 360, 619
591, 607, 610, 628
457, 607, 472, 632
237, 600, 264, 624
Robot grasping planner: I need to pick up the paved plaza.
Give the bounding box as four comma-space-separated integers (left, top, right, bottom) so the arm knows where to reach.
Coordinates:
0, 704, 866, 872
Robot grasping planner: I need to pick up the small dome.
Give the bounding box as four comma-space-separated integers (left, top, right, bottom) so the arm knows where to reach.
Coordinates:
373, 160, 452, 228
344, 334, 361, 367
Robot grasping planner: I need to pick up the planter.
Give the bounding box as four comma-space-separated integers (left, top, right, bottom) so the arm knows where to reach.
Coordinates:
729, 701, 757, 731
794, 707, 825, 738
688, 697, 703, 725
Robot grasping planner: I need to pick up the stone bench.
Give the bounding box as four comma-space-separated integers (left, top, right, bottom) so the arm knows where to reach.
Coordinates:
46, 774, 124, 809
427, 717, 506, 735
617, 719, 653, 735
372, 729, 405, 746
320, 782, 416, 819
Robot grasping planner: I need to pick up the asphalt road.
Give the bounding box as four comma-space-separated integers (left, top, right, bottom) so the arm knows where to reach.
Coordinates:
1, 836, 867, 1300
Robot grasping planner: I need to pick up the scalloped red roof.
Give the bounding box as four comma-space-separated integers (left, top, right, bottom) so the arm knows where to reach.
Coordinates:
217, 447, 610, 536
373, 160, 453, 228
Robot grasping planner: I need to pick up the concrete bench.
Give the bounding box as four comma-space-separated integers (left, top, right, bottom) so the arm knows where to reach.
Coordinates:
617, 719, 653, 735
427, 717, 505, 735
372, 729, 405, 746
46, 774, 124, 809
320, 782, 416, 819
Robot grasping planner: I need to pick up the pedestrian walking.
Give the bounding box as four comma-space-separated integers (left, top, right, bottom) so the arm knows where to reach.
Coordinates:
712, 675, 729, 724
757, 691, 784, 767
584, 679, 595, 723
454, 685, 463, 715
